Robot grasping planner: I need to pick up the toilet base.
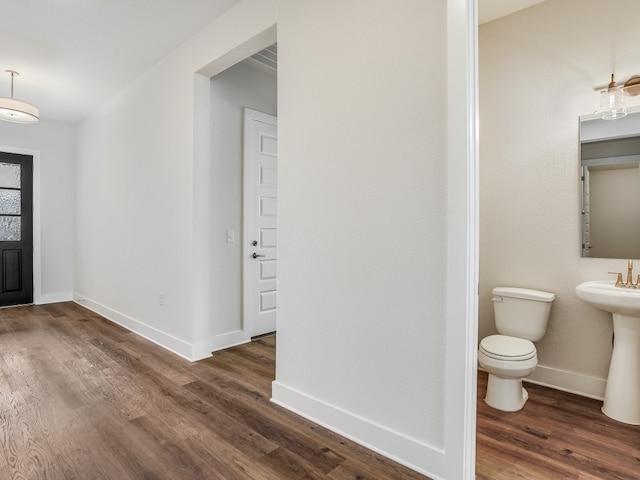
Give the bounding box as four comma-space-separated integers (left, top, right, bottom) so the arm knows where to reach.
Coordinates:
485, 374, 529, 412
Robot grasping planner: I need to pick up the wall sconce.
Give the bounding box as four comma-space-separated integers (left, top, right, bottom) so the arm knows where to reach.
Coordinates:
598, 74, 640, 120
600, 74, 627, 120
0, 70, 39, 124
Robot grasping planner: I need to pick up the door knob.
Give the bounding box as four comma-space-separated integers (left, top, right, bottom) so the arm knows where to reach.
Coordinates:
252, 252, 265, 259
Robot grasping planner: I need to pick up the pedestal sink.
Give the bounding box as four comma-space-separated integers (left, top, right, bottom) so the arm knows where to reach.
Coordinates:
576, 280, 640, 425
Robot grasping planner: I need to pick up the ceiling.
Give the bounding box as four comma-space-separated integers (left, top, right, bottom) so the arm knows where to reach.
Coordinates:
2, 1, 545, 126
1, 0, 240, 125
249, 44, 277, 71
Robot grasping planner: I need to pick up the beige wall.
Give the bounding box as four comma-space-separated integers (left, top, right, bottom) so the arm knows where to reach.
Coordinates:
479, 0, 640, 397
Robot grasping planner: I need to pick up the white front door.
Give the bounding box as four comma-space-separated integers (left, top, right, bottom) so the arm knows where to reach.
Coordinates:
243, 108, 277, 337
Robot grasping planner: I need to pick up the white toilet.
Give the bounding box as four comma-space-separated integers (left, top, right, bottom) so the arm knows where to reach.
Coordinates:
478, 287, 555, 412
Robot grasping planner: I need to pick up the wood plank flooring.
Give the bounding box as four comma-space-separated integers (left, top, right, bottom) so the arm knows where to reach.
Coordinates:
1, 302, 638, 479
0, 302, 430, 480
476, 371, 640, 479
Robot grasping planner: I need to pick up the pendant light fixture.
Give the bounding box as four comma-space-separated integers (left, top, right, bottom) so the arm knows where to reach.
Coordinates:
600, 73, 627, 120
0, 70, 39, 124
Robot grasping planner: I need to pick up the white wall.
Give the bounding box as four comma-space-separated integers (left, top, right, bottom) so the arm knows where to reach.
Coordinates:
75, 0, 278, 359
272, 2, 475, 478
0, 121, 75, 302
209, 60, 277, 340
74, 0, 476, 478
479, 0, 640, 398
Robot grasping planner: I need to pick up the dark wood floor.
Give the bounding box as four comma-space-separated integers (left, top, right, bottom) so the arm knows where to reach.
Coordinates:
1, 302, 638, 479
476, 371, 640, 479
0, 302, 430, 480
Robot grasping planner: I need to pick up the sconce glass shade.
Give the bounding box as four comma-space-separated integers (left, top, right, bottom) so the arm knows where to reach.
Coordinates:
0, 97, 39, 124
600, 74, 627, 120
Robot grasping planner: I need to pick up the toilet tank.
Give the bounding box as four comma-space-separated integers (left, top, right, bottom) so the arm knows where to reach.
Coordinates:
492, 287, 555, 342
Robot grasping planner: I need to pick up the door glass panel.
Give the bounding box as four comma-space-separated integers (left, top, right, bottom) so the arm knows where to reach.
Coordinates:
0, 216, 21, 241
0, 190, 20, 215
0, 163, 20, 189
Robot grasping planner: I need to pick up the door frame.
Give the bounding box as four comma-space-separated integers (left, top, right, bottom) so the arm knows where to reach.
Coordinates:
445, 0, 479, 477
191, 26, 278, 359
0, 145, 42, 304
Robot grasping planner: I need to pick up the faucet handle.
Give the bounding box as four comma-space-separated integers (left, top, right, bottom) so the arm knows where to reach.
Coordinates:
608, 271, 624, 287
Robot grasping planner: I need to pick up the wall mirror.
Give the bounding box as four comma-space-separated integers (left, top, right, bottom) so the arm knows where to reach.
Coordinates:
580, 108, 640, 258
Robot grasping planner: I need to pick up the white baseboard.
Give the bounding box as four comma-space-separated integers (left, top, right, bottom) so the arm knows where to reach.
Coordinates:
210, 330, 251, 353
72, 294, 253, 363
191, 330, 250, 361
73, 293, 195, 361
271, 381, 446, 480
479, 364, 606, 401
36, 292, 73, 305
525, 364, 606, 401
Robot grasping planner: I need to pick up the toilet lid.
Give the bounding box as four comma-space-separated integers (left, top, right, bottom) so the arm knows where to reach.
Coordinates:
480, 335, 536, 361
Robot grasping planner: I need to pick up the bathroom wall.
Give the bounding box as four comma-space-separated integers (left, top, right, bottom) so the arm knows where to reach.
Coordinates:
479, 0, 640, 398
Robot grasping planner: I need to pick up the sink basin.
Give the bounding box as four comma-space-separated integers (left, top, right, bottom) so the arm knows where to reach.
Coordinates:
576, 280, 640, 316
576, 280, 640, 425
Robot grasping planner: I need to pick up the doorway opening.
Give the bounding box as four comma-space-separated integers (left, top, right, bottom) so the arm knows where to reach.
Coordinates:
206, 42, 278, 348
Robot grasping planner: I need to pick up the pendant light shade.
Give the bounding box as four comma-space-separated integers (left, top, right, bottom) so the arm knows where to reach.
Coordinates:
0, 71, 39, 124
600, 73, 627, 120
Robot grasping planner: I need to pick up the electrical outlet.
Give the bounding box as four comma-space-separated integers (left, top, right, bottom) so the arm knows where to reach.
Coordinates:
226, 230, 235, 243
158, 292, 165, 306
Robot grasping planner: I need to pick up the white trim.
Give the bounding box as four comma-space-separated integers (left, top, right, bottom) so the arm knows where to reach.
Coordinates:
73, 294, 195, 361
0, 144, 42, 305
191, 330, 251, 361
37, 292, 73, 305
445, 0, 478, 479
72, 293, 248, 363
209, 329, 250, 353
192, 72, 213, 355
479, 365, 606, 401
271, 382, 447, 480
525, 365, 606, 401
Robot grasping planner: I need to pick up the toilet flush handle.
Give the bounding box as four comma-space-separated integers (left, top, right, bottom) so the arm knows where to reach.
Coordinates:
491, 296, 503, 302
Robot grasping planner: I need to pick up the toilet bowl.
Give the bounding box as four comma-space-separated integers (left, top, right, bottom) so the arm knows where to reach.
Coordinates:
478, 334, 538, 411
478, 287, 555, 412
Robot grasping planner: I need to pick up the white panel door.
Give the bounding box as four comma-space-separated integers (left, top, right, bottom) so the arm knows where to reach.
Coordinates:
243, 108, 277, 337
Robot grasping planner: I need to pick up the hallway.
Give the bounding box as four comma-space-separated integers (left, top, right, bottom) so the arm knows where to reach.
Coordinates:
0, 303, 429, 479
